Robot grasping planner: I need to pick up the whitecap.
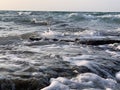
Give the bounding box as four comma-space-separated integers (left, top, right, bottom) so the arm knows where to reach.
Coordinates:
116, 71, 120, 82
105, 50, 120, 57
68, 13, 78, 18
17, 12, 32, 15
31, 18, 48, 25
116, 45, 120, 50
97, 14, 120, 18
42, 73, 119, 90
41, 29, 63, 38
74, 30, 100, 36
41, 80, 69, 90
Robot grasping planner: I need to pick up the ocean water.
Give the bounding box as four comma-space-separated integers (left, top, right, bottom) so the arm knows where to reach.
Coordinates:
0, 11, 120, 90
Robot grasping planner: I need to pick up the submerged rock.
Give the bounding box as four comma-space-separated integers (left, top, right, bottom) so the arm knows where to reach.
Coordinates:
29, 36, 120, 45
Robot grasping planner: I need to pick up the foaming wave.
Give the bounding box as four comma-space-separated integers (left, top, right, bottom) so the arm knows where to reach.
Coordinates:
17, 11, 32, 16
115, 28, 120, 31
68, 13, 86, 21
97, 14, 120, 18
107, 43, 120, 51
116, 71, 120, 82
31, 18, 49, 25
63, 56, 113, 78
40, 29, 100, 39
68, 13, 78, 18
68, 13, 96, 22
105, 50, 120, 58
74, 30, 100, 36
116, 45, 120, 50
42, 73, 119, 90
97, 14, 120, 24
41, 29, 63, 38
68, 12, 120, 24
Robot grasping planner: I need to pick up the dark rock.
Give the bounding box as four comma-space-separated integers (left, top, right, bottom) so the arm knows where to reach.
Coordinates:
29, 37, 120, 45
29, 37, 42, 41
73, 66, 93, 73
77, 39, 120, 45
52, 38, 59, 41
0, 77, 49, 90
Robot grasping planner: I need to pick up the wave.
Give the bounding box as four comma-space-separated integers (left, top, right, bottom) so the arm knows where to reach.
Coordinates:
1, 29, 119, 46
1, 17, 50, 26
40, 29, 98, 38
62, 55, 119, 78
1, 11, 120, 26
68, 13, 88, 21
97, 14, 120, 24
30, 18, 49, 25
17, 11, 32, 16
97, 14, 120, 18
42, 73, 120, 90
0, 11, 120, 90
67, 12, 120, 24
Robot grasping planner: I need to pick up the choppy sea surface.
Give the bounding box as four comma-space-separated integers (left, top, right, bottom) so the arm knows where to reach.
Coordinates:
0, 11, 120, 90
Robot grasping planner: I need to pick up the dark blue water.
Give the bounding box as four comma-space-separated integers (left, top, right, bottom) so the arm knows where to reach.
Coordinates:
0, 11, 120, 90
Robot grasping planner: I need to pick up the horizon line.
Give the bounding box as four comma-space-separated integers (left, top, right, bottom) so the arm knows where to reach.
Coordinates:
0, 9, 120, 13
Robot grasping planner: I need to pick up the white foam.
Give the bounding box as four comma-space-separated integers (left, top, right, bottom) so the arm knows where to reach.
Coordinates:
74, 30, 99, 36
105, 50, 120, 57
62, 55, 97, 66
31, 18, 48, 25
83, 14, 95, 19
106, 50, 117, 55
41, 29, 62, 38
15, 45, 40, 53
63, 56, 112, 78
116, 45, 120, 50
115, 28, 120, 31
97, 14, 120, 18
108, 43, 120, 50
68, 13, 78, 18
42, 73, 119, 90
17, 12, 32, 15
116, 71, 120, 82
41, 80, 69, 90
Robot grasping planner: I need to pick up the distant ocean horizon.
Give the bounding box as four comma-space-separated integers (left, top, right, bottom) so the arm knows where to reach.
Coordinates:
0, 10, 120, 12
0, 10, 120, 90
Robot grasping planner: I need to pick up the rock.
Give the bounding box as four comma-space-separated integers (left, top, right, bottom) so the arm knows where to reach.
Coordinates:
0, 77, 49, 90
29, 37, 120, 45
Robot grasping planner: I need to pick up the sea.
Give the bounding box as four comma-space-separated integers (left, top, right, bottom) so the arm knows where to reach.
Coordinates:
0, 11, 120, 90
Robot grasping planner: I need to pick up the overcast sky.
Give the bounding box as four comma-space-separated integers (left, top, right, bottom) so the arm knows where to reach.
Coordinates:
0, 0, 120, 12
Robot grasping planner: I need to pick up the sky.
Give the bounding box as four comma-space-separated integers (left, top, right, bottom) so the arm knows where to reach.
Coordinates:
0, 0, 120, 12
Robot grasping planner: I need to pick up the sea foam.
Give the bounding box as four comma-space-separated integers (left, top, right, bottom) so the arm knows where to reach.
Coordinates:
42, 73, 119, 90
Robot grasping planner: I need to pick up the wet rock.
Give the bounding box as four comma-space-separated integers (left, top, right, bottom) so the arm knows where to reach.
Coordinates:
53, 68, 75, 76
0, 77, 49, 90
29, 37, 120, 45
13, 78, 49, 90
73, 66, 93, 73
76, 39, 120, 45
29, 37, 42, 41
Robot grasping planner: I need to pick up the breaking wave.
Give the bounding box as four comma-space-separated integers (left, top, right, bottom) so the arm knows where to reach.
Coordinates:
0, 11, 120, 90
42, 73, 120, 90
